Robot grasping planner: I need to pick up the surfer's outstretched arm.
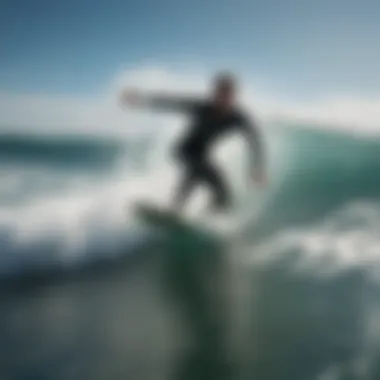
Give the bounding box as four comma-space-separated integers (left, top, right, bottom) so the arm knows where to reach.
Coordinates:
120, 90, 201, 113
237, 113, 267, 184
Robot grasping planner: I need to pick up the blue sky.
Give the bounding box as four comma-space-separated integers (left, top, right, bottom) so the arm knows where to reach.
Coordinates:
1, 0, 379, 99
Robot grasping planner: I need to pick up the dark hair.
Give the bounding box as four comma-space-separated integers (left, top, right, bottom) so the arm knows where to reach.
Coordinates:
214, 72, 237, 91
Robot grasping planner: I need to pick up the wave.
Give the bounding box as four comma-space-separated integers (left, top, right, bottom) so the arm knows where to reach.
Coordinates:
1, 121, 380, 278
249, 125, 380, 238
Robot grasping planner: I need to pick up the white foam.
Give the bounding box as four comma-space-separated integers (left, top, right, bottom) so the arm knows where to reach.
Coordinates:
251, 201, 380, 277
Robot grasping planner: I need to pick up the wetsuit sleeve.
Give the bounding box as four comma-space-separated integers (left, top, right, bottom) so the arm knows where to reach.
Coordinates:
236, 112, 265, 175
138, 94, 201, 113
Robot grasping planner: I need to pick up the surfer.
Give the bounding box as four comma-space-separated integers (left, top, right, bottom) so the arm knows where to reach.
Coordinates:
120, 72, 267, 214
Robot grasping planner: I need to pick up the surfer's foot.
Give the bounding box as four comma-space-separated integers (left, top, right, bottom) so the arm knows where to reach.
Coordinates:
169, 204, 183, 217
210, 199, 233, 214
203, 204, 229, 220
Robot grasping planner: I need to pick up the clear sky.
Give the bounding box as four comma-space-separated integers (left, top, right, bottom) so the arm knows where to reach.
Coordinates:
1, 0, 379, 99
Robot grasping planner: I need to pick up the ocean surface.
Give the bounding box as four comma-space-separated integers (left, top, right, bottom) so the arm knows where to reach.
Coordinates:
1, 122, 380, 380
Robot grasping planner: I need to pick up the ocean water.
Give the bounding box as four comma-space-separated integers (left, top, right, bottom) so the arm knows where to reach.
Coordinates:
1, 121, 380, 380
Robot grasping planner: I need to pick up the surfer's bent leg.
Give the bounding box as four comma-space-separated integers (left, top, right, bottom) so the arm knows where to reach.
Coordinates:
172, 150, 231, 212
172, 159, 199, 212
200, 161, 231, 211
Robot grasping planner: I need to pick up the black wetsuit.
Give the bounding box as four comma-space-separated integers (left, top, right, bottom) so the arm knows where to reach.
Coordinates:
142, 95, 265, 210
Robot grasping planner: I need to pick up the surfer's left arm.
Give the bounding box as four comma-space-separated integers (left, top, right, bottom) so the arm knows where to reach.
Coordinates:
237, 112, 267, 185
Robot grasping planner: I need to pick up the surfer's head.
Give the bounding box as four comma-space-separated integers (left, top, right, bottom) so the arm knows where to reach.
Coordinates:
212, 72, 237, 110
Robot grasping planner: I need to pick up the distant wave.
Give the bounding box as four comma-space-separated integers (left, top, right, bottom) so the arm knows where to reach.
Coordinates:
0, 133, 127, 167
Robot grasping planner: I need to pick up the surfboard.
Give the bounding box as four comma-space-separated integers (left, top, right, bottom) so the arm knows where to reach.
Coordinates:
135, 202, 230, 286
134, 201, 222, 246
135, 202, 198, 232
